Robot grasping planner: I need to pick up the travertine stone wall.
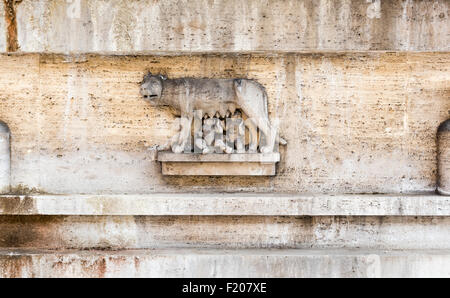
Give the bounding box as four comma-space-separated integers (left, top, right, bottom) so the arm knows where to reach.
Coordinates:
5, 0, 449, 53
0, 0, 448, 194
438, 120, 450, 195
0, 122, 9, 193
0, 215, 449, 250
0, 1, 5, 52
0, 52, 448, 194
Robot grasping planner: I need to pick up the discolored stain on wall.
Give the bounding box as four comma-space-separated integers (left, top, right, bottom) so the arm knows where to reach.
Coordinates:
0, 215, 449, 250
3, 0, 20, 52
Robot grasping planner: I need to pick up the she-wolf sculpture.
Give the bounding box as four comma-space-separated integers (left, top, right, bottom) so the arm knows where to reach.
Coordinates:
139, 72, 287, 153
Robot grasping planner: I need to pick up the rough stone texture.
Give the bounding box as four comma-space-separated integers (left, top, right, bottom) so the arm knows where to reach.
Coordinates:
1, 249, 449, 277
0, 0, 448, 280
140, 74, 285, 154
0, 194, 449, 216
0, 122, 9, 193
158, 153, 280, 176
162, 162, 277, 176
438, 120, 450, 195
0, 1, 5, 52
0, 54, 40, 192
13, 0, 450, 53
157, 153, 280, 162
0, 215, 449, 250
0, 52, 448, 194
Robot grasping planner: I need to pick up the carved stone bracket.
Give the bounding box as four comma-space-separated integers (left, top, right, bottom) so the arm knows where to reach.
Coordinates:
157, 152, 280, 176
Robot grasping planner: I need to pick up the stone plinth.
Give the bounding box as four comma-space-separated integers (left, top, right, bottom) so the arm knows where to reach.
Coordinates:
157, 152, 280, 176
1, 249, 450, 278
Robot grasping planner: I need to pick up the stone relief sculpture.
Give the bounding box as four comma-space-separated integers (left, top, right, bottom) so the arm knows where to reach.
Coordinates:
140, 73, 287, 154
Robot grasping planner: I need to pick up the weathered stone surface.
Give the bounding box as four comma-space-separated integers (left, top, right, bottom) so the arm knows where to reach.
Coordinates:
0, 52, 448, 194
162, 162, 277, 176
13, 0, 450, 53
438, 119, 450, 195
1, 249, 449, 277
0, 1, 5, 52
0, 214, 449, 250
0, 122, 10, 193
0, 54, 40, 192
158, 153, 280, 163
158, 153, 280, 176
0, 0, 447, 280
140, 74, 285, 153
0, 194, 449, 216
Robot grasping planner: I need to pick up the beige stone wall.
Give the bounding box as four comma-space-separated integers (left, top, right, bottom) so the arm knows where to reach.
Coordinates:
0, 52, 448, 194
6, 0, 449, 53
0, 1, 448, 194
0, 0, 448, 279
0, 1, 5, 52
1, 215, 449, 249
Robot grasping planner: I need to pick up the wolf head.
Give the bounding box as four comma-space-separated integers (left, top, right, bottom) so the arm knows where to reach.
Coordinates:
140, 72, 167, 105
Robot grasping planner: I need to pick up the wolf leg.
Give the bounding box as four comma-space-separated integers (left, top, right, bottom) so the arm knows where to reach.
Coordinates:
238, 102, 276, 153
172, 116, 192, 153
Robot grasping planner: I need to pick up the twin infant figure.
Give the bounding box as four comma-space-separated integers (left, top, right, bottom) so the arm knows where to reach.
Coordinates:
170, 110, 259, 154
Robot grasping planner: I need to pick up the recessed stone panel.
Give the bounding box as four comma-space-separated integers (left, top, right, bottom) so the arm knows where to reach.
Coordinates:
0, 52, 448, 194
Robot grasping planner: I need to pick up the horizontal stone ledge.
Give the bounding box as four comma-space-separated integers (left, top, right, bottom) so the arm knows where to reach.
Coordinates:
158, 153, 280, 176
1, 51, 448, 60
157, 152, 280, 163
4, 50, 449, 55
0, 194, 448, 216
1, 248, 449, 277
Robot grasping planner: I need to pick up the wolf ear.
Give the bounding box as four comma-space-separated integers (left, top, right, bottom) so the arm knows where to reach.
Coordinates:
143, 72, 152, 80
159, 74, 167, 80
234, 79, 242, 86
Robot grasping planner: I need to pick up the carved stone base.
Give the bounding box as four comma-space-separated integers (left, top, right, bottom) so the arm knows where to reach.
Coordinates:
157, 152, 280, 176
